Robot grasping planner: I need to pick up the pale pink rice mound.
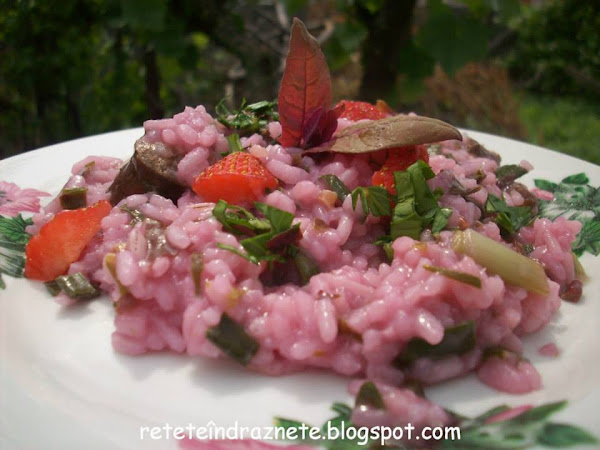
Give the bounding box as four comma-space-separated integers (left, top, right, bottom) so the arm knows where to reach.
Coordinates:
33, 106, 582, 431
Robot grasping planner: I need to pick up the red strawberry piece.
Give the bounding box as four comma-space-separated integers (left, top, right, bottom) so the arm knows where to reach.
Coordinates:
193, 152, 278, 204
25, 200, 112, 282
335, 100, 389, 121
372, 145, 430, 195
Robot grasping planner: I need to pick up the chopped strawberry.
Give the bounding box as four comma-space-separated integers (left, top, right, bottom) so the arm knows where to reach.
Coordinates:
25, 200, 111, 281
372, 145, 430, 195
192, 152, 278, 204
335, 100, 389, 121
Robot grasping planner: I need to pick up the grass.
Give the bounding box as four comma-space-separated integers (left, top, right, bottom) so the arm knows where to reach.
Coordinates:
518, 94, 600, 165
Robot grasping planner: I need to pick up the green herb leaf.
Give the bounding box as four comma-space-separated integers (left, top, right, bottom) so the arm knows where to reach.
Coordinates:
212, 200, 271, 236
432, 207, 453, 233
495, 164, 528, 188
390, 199, 422, 240
538, 422, 599, 447
255, 202, 294, 233
215, 98, 278, 137
206, 313, 259, 366
486, 194, 535, 236
423, 264, 482, 288
293, 248, 320, 285
54, 273, 100, 300
355, 381, 385, 410
393, 320, 476, 368
389, 162, 453, 239
351, 186, 391, 217
319, 174, 351, 202
0, 274, 5, 290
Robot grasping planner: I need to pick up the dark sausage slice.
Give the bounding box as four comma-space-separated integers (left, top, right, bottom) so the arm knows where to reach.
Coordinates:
108, 138, 186, 205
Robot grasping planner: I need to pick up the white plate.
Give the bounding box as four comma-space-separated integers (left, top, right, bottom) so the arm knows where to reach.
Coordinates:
1, 129, 599, 450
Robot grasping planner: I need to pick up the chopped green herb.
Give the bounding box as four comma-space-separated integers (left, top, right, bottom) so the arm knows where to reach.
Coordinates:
54, 272, 100, 300
494, 164, 528, 188
59, 187, 87, 210
485, 194, 535, 236
390, 198, 422, 240
423, 264, 482, 288
215, 99, 278, 137
292, 248, 320, 285
319, 174, 351, 202
119, 205, 146, 224
351, 186, 391, 217
206, 313, 259, 365
355, 381, 385, 410
393, 321, 476, 368
212, 200, 271, 236
255, 202, 294, 233
190, 252, 204, 295
389, 162, 452, 239
214, 201, 320, 283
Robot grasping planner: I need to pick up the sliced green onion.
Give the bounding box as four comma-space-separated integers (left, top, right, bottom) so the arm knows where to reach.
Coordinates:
452, 229, 550, 296
206, 313, 259, 366
393, 321, 476, 368
59, 187, 87, 210
191, 252, 204, 295
355, 381, 385, 410
44, 280, 62, 296
54, 272, 100, 300
423, 264, 482, 288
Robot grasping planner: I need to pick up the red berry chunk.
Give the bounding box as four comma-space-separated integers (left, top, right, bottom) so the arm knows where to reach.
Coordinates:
25, 200, 112, 281
193, 152, 278, 204
335, 100, 389, 121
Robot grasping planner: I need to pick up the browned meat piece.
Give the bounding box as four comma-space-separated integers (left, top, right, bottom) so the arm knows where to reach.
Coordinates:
108, 139, 186, 205
467, 138, 502, 164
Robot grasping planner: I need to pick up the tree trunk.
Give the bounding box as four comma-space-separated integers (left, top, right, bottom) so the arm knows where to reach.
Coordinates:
358, 0, 418, 102
143, 48, 164, 119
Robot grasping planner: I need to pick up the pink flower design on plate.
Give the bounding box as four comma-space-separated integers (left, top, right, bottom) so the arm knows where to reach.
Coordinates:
0, 180, 50, 217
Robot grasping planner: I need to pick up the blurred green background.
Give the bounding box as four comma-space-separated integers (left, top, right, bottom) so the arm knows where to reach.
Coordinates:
1, 0, 599, 164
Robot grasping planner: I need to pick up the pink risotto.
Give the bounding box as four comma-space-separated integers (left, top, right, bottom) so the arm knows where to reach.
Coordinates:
25, 101, 583, 432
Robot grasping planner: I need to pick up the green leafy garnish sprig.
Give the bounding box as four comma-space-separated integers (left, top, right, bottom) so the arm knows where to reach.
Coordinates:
213, 200, 319, 284
215, 99, 279, 137
485, 194, 536, 237
391, 160, 453, 240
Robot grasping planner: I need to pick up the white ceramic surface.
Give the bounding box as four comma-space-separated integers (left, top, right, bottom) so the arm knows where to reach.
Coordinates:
1, 129, 599, 450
